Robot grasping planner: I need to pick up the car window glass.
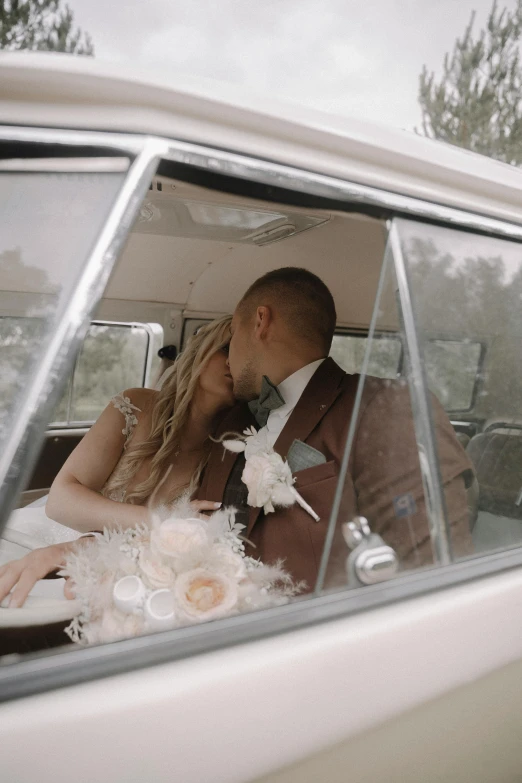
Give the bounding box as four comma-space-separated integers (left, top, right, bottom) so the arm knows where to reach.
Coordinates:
396, 218, 522, 558
329, 333, 401, 379
69, 324, 150, 423
181, 318, 216, 348
317, 238, 461, 594
0, 317, 162, 426
0, 171, 487, 674
0, 166, 125, 448
424, 339, 482, 412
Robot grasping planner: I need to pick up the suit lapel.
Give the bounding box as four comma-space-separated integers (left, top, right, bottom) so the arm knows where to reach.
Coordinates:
273, 357, 347, 459
201, 403, 256, 503
246, 357, 349, 536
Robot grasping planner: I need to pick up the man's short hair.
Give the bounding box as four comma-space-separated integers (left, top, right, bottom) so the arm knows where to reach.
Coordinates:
237, 267, 337, 351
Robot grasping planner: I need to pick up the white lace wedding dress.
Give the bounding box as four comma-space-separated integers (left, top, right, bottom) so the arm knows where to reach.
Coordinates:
2, 393, 141, 551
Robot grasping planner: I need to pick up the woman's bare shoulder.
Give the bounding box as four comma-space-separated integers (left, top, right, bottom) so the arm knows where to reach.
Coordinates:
119, 387, 159, 415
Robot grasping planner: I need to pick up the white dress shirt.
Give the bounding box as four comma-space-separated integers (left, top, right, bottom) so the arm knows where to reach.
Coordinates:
261, 358, 325, 448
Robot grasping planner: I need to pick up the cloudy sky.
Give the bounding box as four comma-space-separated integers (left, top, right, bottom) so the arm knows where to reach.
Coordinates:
68, 0, 504, 132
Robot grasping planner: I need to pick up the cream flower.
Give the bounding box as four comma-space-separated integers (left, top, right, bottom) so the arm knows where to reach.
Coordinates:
175, 568, 238, 621
222, 427, 319, 521
139, 549, 175, 589
243, 426, 270, 460
206, 544, 246, 580
242, 452, 294, 513
151, 517, 208, 559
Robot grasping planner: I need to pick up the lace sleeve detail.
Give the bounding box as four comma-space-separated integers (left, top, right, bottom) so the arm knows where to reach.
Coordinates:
111, 393, 142, 446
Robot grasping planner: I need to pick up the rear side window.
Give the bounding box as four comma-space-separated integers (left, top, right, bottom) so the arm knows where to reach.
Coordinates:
329, 333, 482, 413
424, 339, 483, 412
329, 333, 402, 379
52, 322, 163, 425
0, 166, 126, 445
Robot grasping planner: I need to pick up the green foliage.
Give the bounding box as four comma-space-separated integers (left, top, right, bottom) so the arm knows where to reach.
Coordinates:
0, 0, 93, 54
405, 232, 522, 421
70, 326, 149, 421
418, 0, 522, 164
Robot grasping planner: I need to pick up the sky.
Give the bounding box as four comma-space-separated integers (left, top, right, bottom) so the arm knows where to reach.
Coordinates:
67, 0, 506, 132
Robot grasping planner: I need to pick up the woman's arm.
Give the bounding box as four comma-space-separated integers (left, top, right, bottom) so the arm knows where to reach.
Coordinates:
45, 388, 156, 533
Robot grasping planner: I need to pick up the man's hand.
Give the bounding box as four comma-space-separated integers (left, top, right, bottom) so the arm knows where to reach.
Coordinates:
0, 542, 74, 609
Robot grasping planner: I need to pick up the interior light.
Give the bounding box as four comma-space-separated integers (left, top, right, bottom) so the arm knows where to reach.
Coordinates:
133, 187, 330, 245
185, 203, 285, 231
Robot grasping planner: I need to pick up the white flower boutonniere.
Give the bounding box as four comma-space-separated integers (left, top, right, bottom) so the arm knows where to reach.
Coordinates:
223, 426, 320, 522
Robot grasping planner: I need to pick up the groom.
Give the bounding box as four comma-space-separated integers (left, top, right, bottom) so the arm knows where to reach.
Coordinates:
196, 267, 474, 590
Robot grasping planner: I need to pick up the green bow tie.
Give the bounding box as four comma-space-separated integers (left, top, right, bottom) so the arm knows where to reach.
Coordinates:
248, 375, 285, 428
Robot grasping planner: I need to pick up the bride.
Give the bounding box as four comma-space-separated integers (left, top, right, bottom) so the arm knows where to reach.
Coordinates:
0, 315, 234, 608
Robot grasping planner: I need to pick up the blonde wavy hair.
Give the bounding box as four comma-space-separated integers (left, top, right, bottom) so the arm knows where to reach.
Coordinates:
102, 315, 233, 505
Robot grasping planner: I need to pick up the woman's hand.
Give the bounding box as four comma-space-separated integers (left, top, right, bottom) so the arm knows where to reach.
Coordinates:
0, 542, 74, 609
190, 500, 222, 515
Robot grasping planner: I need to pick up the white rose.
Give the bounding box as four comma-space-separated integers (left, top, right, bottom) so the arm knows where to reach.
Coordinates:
174, 568, 238, 621
242, 452, 293, 513
206, 544, 246, 580
139, 549, 175, 589
151, 517, 208, 559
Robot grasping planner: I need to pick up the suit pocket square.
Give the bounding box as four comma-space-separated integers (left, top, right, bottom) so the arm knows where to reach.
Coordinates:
287, 440, 327, 473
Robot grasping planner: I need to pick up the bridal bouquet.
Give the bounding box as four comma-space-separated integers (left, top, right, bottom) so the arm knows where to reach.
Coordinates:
62, 497, 303, 645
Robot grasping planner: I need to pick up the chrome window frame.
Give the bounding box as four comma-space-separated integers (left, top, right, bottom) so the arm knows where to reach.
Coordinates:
3, 125, 522, 701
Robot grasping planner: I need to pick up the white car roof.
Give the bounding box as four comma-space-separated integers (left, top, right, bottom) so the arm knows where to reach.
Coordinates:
2, 51, 522, 224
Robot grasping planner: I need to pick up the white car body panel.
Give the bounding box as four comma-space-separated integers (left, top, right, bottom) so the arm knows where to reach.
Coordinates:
2, 53, 522, 225
1, 568, 522, 782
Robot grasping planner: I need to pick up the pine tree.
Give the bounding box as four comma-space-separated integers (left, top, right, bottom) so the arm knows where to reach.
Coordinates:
0, 0, 93, 55
418, 0, 522, 164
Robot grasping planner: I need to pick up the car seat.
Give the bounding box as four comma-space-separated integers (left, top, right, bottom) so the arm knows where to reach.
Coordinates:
466, 424, 522, 552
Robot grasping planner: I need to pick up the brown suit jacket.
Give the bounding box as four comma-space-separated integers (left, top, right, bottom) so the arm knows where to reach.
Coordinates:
196, 358, 474, 591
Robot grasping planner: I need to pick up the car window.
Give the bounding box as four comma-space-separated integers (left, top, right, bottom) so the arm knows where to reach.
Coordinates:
330, 333, 482, 413
2, 152, 521, 700
424, 339, 483, 412
395, 218, 522, 558
52, 322, 163, 425
318, 237, 449, 592
181, 318, 217, 348
1, 318, 163, 426
0, 164, 126, 451
329, 333, 401, 379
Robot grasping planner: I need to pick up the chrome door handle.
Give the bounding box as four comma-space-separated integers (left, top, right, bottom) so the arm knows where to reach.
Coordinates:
342, 517, 399, 587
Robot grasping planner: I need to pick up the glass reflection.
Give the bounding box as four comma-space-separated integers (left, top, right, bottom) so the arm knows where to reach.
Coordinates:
0, 171, 124, 446
397, 219, 522, 556
320, 230, 476, 592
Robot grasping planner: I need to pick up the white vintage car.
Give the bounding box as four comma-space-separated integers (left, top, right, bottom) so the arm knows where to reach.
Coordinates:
1, 51, 522, 783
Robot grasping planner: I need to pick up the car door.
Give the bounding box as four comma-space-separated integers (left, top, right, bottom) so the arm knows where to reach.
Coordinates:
2, 124, 522, 783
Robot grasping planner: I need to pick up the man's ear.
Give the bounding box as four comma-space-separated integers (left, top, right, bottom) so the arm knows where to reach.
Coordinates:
253, 305, 273, 341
